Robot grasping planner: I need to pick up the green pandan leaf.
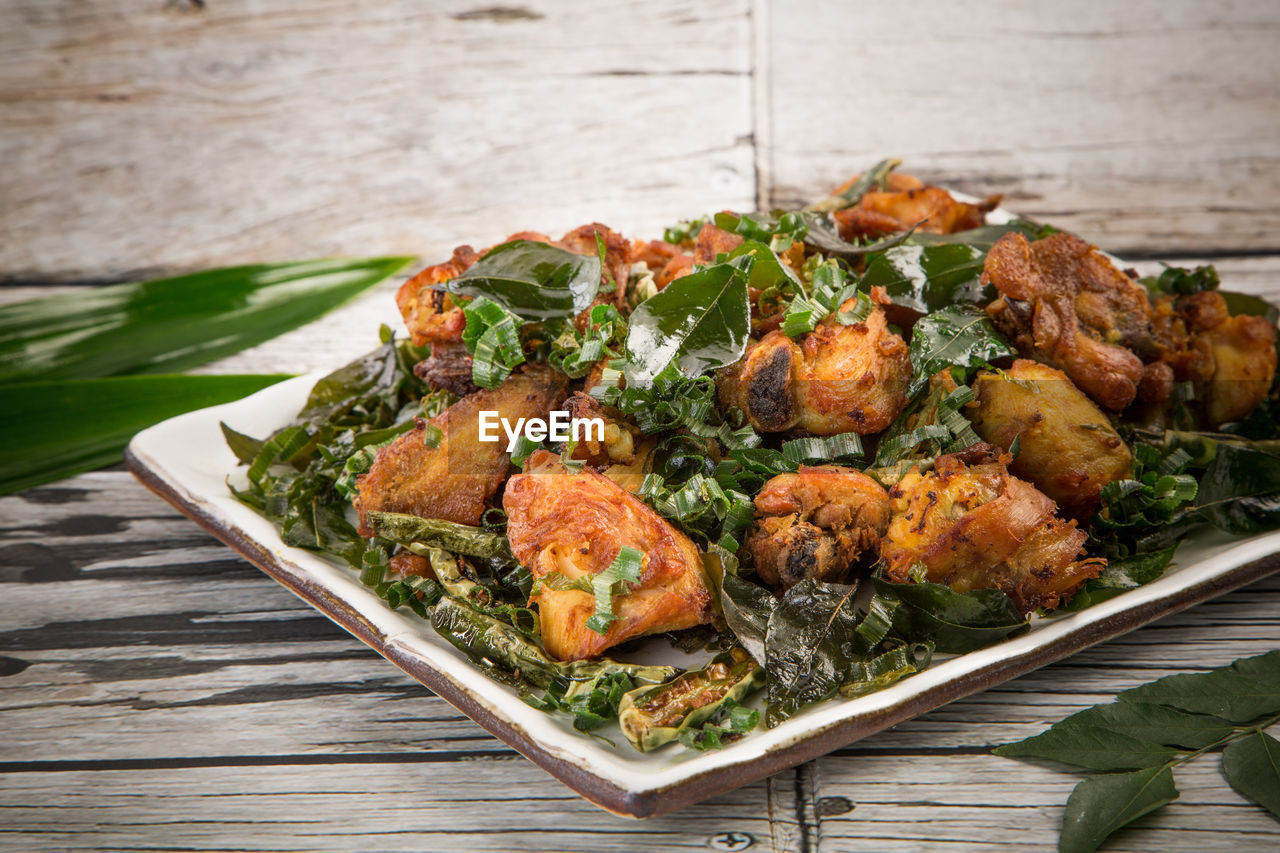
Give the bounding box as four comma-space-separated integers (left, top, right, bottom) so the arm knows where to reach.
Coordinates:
2, 373, 288, 494
0, 257, 411, 384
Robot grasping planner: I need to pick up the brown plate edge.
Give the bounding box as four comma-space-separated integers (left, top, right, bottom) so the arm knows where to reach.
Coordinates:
125, 446, 1280, 819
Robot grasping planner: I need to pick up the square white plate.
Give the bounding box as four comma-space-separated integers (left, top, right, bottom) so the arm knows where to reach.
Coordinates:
126, 371, 1280, 817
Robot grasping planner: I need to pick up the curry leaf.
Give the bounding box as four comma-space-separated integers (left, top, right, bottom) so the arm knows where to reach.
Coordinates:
805, 157, 901, 212
1222, 731, 1280, 820
1194, 443, 1280, 535
1062, 546, 1180, 611
765, 579, 862, 726
623, 258, 752, 385
860, 243, 990, 316
3, 373, 288, 495
720, 572, 777, 666
994, 724, 1180, 771
1119, 668, 1280, 724
447, 239, 601, 320
872, 575, 1027, 654
1059, 766, 1179, 853
0, 257, 412, 384
1056, 701, 1235, 751
906, 305, 1013, 396
905, 219, 1049, 251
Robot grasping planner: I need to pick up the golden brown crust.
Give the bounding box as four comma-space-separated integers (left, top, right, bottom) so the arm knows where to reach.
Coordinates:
503, 450, 713, 660
969, 360, 1131, 521
717, 303, 910, 435
747, 466, 890, 590
983, 232, 1150, 411
354, 365, 568, 533
881, 445, 1103, 614
833, 181, 1001, 240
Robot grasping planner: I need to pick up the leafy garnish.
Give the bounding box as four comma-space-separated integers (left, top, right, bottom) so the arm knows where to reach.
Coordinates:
1140, 263, 1221, 296
765, 579, 864, 725
448, 238, 602, 320
548, 304, 626, 379
781, 259, 861, 338
678, 698, 761, 750
906, 305, 1013, 396
584, 546, 645, 635
995, 650, 1280, 852
860, 243, 990, 316
593, 360, 759, 450
1091, 443, 1198, 558
871, 574, 1028, 654
460, 296, 526, 389
623, 257, 753, 384
639, 472, 755, 552
805, 157, 901, 213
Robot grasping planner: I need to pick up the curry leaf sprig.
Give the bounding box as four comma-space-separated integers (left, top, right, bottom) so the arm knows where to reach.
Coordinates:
995, 650, 1280, 853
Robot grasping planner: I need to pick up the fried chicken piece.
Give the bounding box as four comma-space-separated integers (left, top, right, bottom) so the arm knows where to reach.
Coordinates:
1148, 290, 1277, 427
983, 232, 1154, 411
412, 339, 478, 397
718, 296, 911, 435
831, 171, 1001, 240
881, 444, 1103, 614
970, 360, 1131, 521
395, 245, 478, 347
396, 225, 631, 347
563, 392, 640, 468
692, 224, 744, 265
747, 466, 890, 590
503, 450, 713, 660
354, 365, 568, 534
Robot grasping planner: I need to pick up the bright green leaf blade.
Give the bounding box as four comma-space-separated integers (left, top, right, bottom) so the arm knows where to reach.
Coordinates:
447, 239, 601, 320
1060, 766, 1178, 853
994, 723, 1180, 771
1119, 668, 1280, 723
0, 257, 412, 383
0, 374, 289, 494
1222, 731, 1280, 821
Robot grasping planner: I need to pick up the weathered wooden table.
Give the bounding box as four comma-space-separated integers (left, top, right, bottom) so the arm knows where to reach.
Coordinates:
4, 2, 1279, 850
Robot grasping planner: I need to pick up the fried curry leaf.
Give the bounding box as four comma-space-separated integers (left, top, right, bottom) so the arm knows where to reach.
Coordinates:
906, 305, 1013, 397
860, 243, 991, 315
804, 157, 901, 213
904, 219, 1050, 251
0, 256, 412, 384
447, 238, 601, 320
764, 579, 862, 726
1062, 546, 1179, 611
872, 574, 1027, 654
719, 572, 778, 666
1194, 443, 1280, 535
623, 257, 753, 384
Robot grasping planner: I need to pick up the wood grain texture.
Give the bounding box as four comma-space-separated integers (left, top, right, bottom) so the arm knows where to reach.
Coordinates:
5, 0, 1280, 848
0, 0, 755, 282
760, 0, 1280, 256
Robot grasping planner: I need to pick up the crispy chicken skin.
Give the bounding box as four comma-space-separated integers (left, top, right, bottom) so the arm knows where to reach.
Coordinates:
395, 245, 478, 347
881, 444, 1103, 614
831, 171, 1001, 240
1148, 290, 1277, 427
354, 365, 568, 534
747, 466, 891, 590
503, 450, 713, 660
718, 295, 911, 435
983, 232, 1154, 411
396, 225, 631, 347
970, 360, 1131, 521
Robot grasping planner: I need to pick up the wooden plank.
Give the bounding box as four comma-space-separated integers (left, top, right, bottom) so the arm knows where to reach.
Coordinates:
0, 762, 779, 852
761, 0, 1280, 256
0, 0, 754, 282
